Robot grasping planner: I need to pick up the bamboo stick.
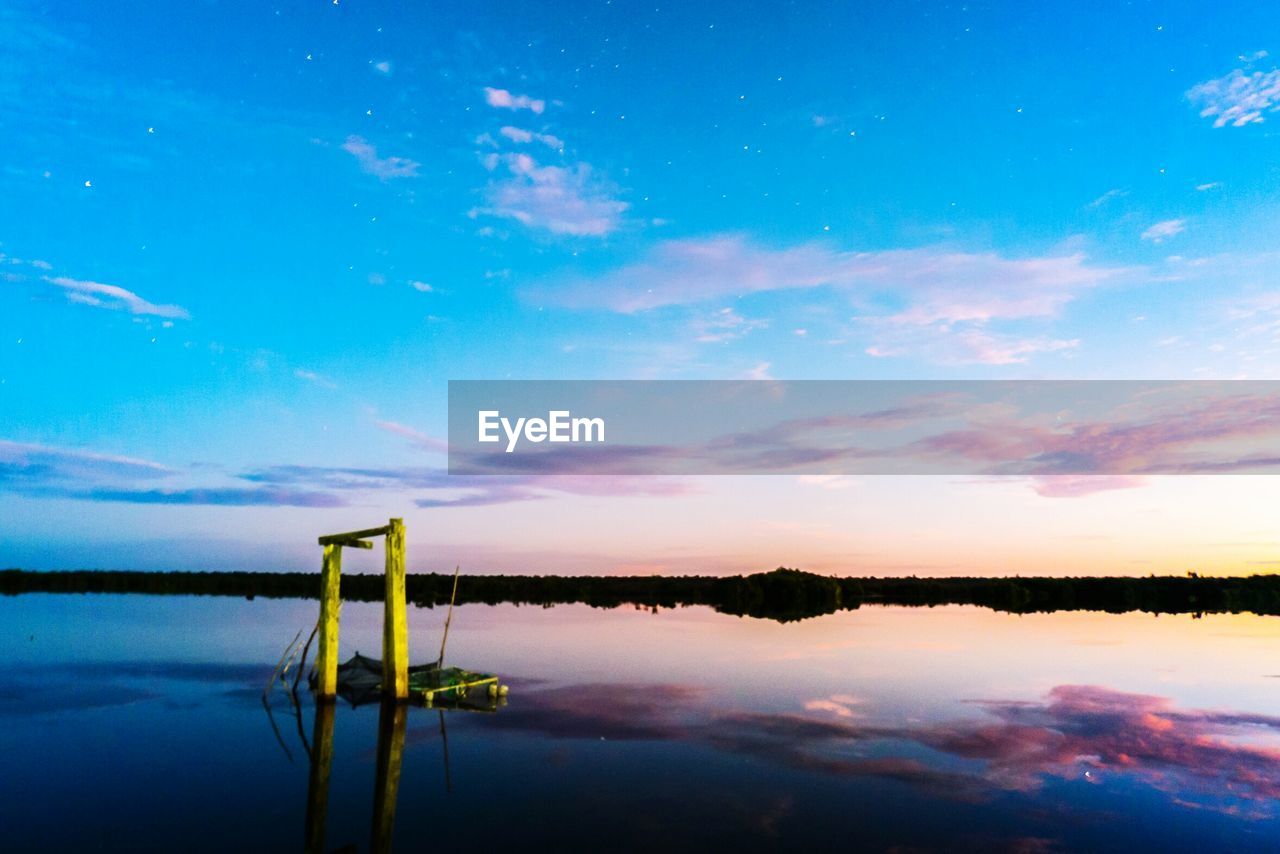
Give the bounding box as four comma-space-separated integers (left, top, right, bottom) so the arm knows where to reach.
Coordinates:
437, 565, 461, 668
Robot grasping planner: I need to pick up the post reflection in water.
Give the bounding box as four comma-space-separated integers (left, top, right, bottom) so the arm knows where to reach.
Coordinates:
371, 702, 408, 854
303, 699, 410, 854
304, 701, 335, 854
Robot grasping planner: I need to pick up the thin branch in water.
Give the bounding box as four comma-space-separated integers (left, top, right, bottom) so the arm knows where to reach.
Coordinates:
292, 619, 320, 695
264, 628, 303, 700
261, 695, 295, 763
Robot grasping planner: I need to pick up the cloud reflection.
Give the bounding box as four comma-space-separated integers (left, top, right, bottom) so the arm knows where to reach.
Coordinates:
479, 681, 1280, 817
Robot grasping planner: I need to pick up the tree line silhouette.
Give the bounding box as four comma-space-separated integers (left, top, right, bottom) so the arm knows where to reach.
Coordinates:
6, 567, 1280, 622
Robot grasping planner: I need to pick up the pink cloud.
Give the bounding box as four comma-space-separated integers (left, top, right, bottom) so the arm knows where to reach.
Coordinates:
483, 86, 546, 114
499, 125, 564, 150
904, 390, 1280, 478
479, 152, 627, 237
803, 695, 864, 718
527, 234, 1133, 364
1027, 474, 1149, 498
493, 680, 1280, 817
340, 135, 420, 179
511, 385, 1278, 485
532, 235, 1129, 316
947, 685, 1280, 810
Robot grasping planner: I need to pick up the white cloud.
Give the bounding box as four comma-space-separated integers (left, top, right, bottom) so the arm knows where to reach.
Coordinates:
409, 280, 434, 293
1141, 219, 1186, 243
1088, 188, 1126, 208
340, 135, 420, 179
526, 235, 1136, 365
906, 330, 1077, 365
0, 439, 174, 498
483, 87, 545, 114
47, 276, 189, 319
479, 152, 627, 237
3, 254, 53, 271
1225, 291, 1280, 343
294, 369, 336, 389
1196, 182, 1222, 191
374, 419, 449, 453
862, 327, 1079, 365
499, 125, 564, 150
692, 307, 767, 342
533, 234, 1131, 316
797, 474, 855, 490
372, 60, 392, 75
741, 361, 774, 380
1187, 67, 1280, 128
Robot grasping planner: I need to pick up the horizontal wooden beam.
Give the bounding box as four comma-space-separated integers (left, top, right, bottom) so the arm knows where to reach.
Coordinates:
318, 525, 390, 546
328, 538, 373, 550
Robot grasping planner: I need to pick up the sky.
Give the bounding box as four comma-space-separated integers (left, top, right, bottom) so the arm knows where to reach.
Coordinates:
2, 0, 1279, 575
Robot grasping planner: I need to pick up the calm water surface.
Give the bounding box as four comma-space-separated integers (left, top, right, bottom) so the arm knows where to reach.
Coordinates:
3, 594, 1280, 852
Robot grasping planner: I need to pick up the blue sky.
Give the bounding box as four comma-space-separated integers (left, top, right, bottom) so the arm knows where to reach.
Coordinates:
2, 1, 1279, 573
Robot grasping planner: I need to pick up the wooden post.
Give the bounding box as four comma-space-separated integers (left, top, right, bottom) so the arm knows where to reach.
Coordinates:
315, 544, 342, 699
382, 518, 408, 699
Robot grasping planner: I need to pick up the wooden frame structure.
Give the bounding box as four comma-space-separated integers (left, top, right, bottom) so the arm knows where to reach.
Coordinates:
314, 518, 408, 700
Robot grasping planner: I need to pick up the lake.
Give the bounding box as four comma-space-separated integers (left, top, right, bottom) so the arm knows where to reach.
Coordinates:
3, 593, 1279, 852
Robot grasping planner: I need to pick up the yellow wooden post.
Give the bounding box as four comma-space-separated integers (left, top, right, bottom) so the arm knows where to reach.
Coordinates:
382, 518, 408, 699
370, 700, 408, 854
304, 701, 336, 854
315, 543, 342, 699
